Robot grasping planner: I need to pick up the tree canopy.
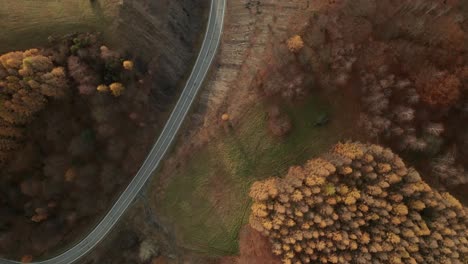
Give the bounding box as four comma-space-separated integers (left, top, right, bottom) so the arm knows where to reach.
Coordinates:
249, 142, 467, 264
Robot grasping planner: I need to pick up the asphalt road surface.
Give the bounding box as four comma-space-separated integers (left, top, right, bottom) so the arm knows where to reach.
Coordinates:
0, 0, 225, 263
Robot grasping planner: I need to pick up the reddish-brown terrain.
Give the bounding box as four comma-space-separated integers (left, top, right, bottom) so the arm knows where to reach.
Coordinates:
219, 226, 281, 264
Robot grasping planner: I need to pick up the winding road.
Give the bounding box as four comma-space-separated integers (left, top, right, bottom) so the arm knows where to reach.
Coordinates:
0, 0, 226, 263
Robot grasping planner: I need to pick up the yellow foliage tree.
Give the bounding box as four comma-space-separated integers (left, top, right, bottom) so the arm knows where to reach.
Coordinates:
109, 82, 125, 97
287, 35, 304, 53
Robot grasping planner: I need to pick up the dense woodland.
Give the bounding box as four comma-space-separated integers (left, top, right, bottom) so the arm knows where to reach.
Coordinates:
245, 0, 468, 263
255, 0, 468, 202
0, 0, 206, 261
0, 33, 162, 260
319, 0, 467, 198
1, 0, 467, 263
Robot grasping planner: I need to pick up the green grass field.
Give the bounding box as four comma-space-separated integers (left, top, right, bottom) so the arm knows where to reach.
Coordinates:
0, 0, 120, 53
156, 90, 361, 255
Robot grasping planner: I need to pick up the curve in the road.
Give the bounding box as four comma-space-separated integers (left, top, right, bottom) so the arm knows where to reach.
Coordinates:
0, 0, 225, 263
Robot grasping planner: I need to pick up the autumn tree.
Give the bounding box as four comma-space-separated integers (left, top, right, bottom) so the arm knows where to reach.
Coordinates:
109, 82, 125, 97
249, 142, 468, 264
67, 56, 98, 95
424, 14, 465, 52
415, 68, 461, 107
287, 35, 304, 53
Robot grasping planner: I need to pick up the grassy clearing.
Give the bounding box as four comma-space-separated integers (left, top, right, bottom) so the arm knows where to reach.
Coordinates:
156, 90, 361, 256
0, 0, 120, 53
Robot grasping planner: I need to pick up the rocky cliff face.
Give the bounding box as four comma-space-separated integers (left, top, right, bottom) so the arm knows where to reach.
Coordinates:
118, 0, 208, 94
